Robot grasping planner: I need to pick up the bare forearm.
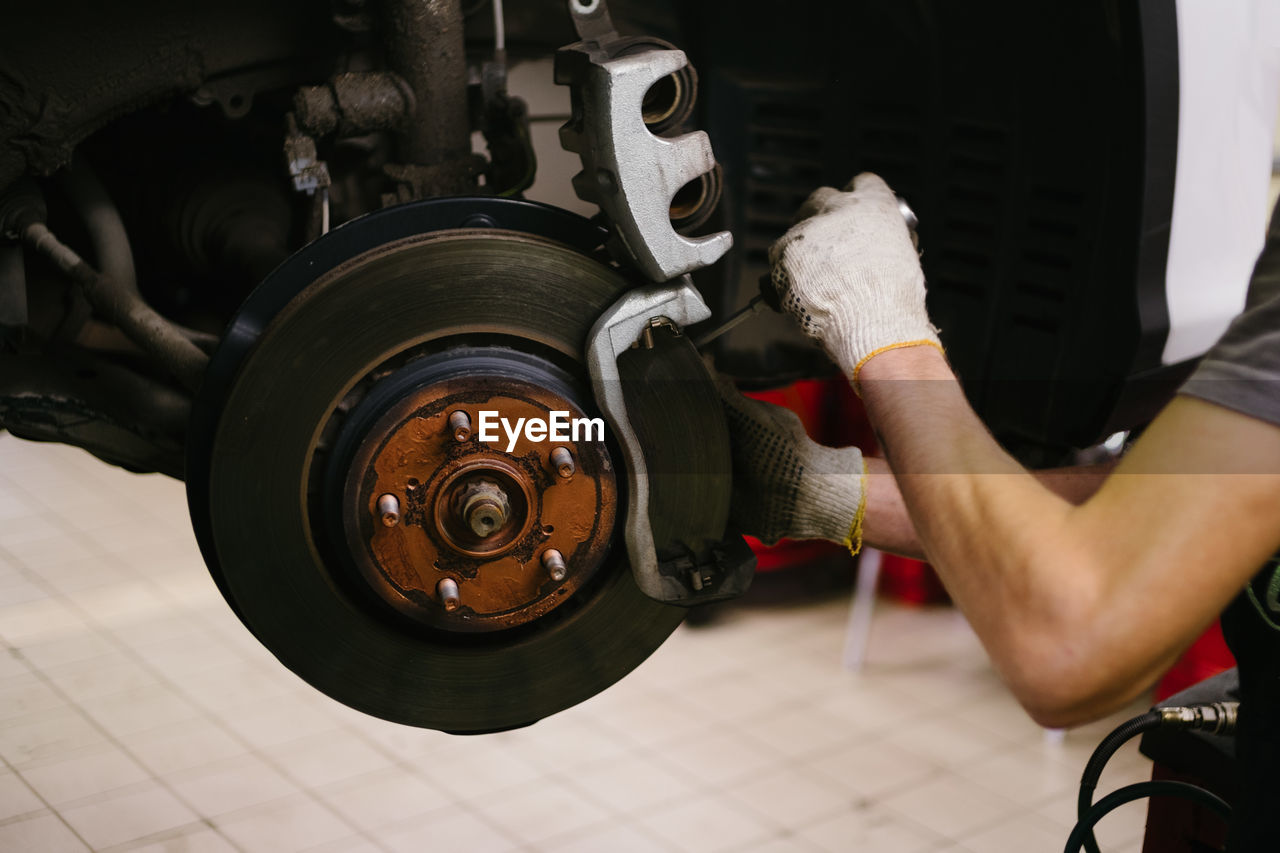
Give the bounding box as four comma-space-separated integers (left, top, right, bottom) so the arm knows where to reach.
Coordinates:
858, 347, 1132, 721
854, 347, 1280, 726
862, 457, 918, 556
864, 454, 1115, 560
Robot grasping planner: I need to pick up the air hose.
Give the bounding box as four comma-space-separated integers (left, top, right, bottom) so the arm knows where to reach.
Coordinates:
1066, 780, 1232, 853
1072, 702, 1238, 853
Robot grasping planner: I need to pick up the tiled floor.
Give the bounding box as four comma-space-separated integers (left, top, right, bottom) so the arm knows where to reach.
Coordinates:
0, 433, 1153, 852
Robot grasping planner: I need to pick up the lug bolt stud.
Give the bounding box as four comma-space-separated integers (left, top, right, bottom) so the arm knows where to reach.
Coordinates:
376, 493, 400, 527
542, 549, 567, 582
448, 410, 471, 442
550, 447, 575, 479
437, 577, 461, 612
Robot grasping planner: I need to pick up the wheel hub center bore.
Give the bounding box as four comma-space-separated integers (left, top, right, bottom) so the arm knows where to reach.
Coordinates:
329, 347, 618, 633
458, 478, 510, 538
430, 458, 533, 558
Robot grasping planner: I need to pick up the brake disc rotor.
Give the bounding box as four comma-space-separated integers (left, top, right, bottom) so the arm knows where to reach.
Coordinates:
187, 199, 699, 732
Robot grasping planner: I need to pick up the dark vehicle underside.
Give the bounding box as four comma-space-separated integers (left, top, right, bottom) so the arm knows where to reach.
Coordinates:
0, 0, 1181, 731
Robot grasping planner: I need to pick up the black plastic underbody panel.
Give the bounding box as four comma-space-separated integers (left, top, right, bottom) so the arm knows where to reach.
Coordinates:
686, 0, 1180, 461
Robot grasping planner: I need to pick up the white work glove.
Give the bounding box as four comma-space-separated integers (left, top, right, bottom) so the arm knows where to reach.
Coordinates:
770, 172, 941, 383
718, 380, 866, 550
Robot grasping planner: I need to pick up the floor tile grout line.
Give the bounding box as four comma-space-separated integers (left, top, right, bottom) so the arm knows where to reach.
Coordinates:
0, 751, 94, 851
521, 811, 684, 853
53, 522, 565, 845
0, 628, 243, 852
720, 825, 828, 853
31, 505, 281, 669
394, 697, 814, 851
534, 657, 1017, 850
3, 464, 555, 852
775, 786, 949, 851
1023, 785, 1151, 849
718, 696, 975, 774
367, 745, 638, 851
0, 461, 181, 529
96, 817, 227, 853
947, 788, 1081, 850
0, 471, 406, 850
0, 806, 51, 828
554, 742, 839, 846
0, 540, 361, 853
292, 703, 658, 848
874, 771, 1036, 851
770, 741, 989, 838
201, 790, 377, 851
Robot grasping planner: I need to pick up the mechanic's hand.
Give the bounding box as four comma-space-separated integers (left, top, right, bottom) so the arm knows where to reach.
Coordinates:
770, 172, 941, 384
718, 379, 866, 549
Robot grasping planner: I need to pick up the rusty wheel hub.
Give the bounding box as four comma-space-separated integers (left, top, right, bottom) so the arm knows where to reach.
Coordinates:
330, 347, 617, 632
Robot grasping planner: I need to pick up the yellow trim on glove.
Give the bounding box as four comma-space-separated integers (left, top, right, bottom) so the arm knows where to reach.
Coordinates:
842, 456, 869, 557
850, 339, 946, 394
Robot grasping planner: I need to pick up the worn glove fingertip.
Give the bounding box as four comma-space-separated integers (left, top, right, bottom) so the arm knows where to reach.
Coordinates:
794, 185, 843, 224
849, 171, 894, 198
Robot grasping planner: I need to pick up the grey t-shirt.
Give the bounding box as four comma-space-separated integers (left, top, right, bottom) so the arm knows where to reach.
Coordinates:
1180, 198, 1280, 425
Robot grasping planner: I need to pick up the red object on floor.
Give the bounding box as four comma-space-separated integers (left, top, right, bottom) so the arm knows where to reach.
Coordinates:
878, 552, 950, 605
745, 535, 843, 572
744, 378, 873, 448
1154, 618, 1235, 701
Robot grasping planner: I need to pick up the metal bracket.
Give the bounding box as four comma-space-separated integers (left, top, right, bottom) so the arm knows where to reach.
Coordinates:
586, 278, 711, 601
556, 1, 732, 282
655, 534, 755, 604
566, 0, 616, 44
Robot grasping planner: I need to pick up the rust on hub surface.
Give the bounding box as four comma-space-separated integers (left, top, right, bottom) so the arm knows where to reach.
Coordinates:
341, 373, 616, 632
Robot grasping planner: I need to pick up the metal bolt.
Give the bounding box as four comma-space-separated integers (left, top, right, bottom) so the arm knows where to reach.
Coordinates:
376, 493, 400, 527
542, 549, 567, 582
550, 447, 575, 479
461, 479, 510, 537
448, 410, 471, 442
437, 577, 461, 611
